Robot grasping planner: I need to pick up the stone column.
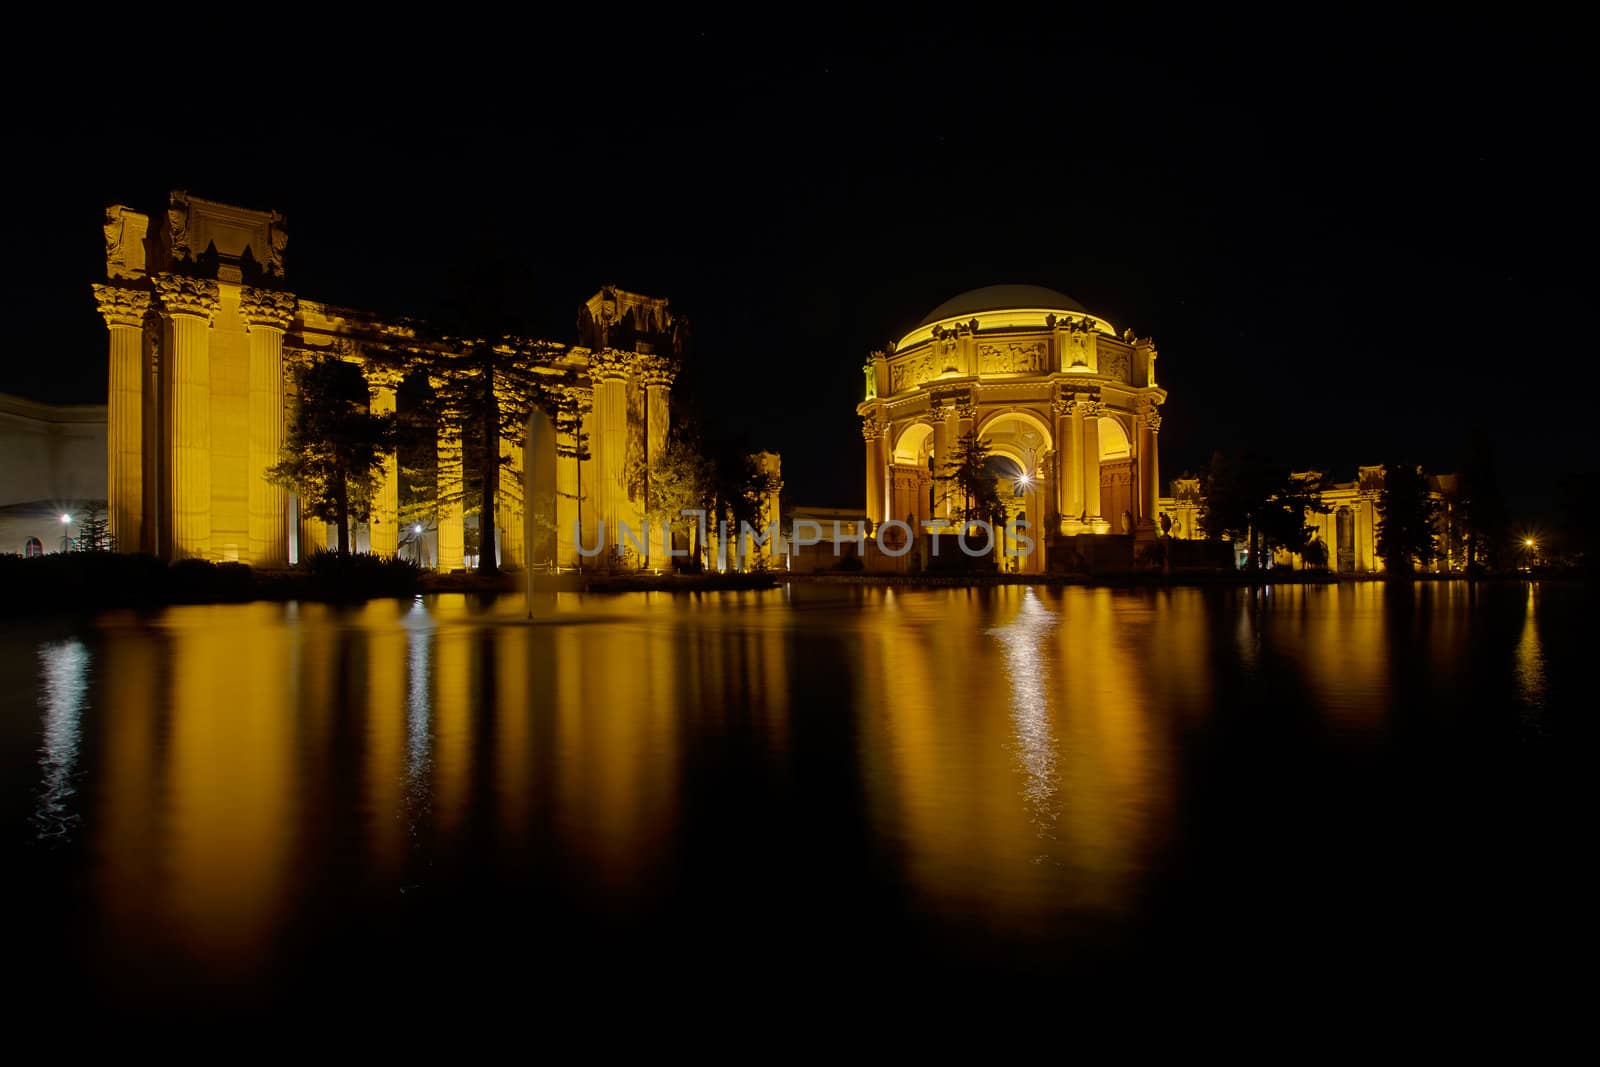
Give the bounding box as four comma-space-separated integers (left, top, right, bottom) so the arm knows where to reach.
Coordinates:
363, 367, 402, 558
94, 285, 151, 553
240, 287, 295, 567
498, 430, 524, 570
297, 498, 324, 561
863, 419, 886, 526
642, 356, 675, 565
153, 274, 219, 560
1137, 399, 1162, 536
931, 413, 950, 520
555, 386, 589, 568
1053, 395, 1081, 526
436, 417, 465, 572
1081, 400, 1104, 526
590, 348, 632, 558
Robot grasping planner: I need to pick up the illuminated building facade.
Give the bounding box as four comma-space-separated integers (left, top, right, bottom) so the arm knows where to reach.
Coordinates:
93, 192, 678, 570
856, 285, 1166, 572
1159, 468, 1461, 573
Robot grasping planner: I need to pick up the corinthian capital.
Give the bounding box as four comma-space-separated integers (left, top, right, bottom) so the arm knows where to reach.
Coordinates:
92, 284, 151, 329
1051, 395, 1077, 418
152, 273, 220, 321
638, 351, 678, 388
240, 286, 297, 332
1080, 399, 1106, 418
589, 347, 633, 382
861, 418, 883, 442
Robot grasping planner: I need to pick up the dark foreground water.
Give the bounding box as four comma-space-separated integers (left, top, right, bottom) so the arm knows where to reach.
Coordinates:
4, 582, 1585, 1016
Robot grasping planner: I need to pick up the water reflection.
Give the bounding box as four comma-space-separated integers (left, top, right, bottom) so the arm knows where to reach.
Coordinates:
4, 582, 1570, 999
1515, 582, 1547, 726
986, 589, 1060, 843
34, 638, 89, 841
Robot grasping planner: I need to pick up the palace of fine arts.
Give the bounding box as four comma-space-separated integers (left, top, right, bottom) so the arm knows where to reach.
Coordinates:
4, 17, 1587, 1029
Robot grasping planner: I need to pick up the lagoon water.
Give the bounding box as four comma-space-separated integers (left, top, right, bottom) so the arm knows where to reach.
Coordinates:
4, 582, 1581, 1012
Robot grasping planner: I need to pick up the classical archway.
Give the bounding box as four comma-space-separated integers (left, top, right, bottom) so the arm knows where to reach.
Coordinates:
977, 411, 1051, 572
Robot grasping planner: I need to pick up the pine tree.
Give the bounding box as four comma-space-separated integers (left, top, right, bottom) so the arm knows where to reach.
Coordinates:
71, 503, 114, 553
1377, 462, 1442, 575
271, 356, 397, 559
939, 432, 1005, 526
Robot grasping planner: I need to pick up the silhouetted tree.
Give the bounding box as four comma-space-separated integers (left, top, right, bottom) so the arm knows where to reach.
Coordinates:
1457, 431, 1508, 570
271, 356, 397, 559
411, 337, 566, 574
71, 504, 114, 553
1200, 451, 1325, 569
939, 432, 1005, 525
1377, 461, 1442, 575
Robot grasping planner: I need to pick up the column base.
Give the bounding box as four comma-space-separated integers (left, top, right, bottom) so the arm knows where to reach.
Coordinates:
1062, 516, 1112, 536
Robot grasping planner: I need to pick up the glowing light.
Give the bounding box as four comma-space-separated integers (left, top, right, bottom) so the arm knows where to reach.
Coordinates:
414, 525, 423, 535
60, 513, 71, 525
1523, 537, 1536, 548
1016, 473, 1032, 490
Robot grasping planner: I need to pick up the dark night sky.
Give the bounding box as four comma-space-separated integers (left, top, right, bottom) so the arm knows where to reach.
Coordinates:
4, 15, 1590, 518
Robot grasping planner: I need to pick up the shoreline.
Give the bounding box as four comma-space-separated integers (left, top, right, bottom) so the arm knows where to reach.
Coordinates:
0, 553, 1573, 617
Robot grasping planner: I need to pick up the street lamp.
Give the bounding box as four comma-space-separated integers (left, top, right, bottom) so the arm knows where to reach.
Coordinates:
59, 513, 72, 553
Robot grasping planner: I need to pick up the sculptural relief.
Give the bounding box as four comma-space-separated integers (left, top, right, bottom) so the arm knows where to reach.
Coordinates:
266, 211, 288, 278
1100, 351, 1129, 382
167, 191, 191, 263
978, 341, 1046, 375
889, 351, 936, 393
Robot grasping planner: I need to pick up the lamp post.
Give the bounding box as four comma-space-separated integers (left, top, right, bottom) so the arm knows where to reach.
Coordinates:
1522, 536, 1537, 570
59, 513, 72, 553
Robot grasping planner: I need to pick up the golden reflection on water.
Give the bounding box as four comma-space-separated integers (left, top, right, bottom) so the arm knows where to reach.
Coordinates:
14, 582, 1534, 976
164, 604, 295, 968
1515, 582, 1546, 719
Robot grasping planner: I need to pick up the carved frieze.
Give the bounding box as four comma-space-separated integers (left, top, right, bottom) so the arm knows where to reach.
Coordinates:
889, 350, 937, 394
151, 273, 219, 321
92, 284, 151, 329
978, 341, 1046, 375
1099, 350, 1129, 382
239, 286, 297, 332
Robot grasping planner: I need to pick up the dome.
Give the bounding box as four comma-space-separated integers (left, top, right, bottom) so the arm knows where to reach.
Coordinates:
916, 284, 1088, 327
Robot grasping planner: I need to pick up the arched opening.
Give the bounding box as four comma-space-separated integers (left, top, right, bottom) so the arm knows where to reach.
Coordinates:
977, 412, 1051, 573
1097, 415, 1131, 460
892, 422, 933, 465
1097, 415, 1134, 531
891, 422, 936, 524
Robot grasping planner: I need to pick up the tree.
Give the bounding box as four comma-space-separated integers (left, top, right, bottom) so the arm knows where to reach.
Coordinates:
1377, 462, 1442, 575
1200, 450, 1327, 569
1457, 431, 1507, 570
939, 432, 1005, 526
647, 424, 714, 570
71, 504, 114, 553
412, 337, 566, 574
271, 356, 397, 559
